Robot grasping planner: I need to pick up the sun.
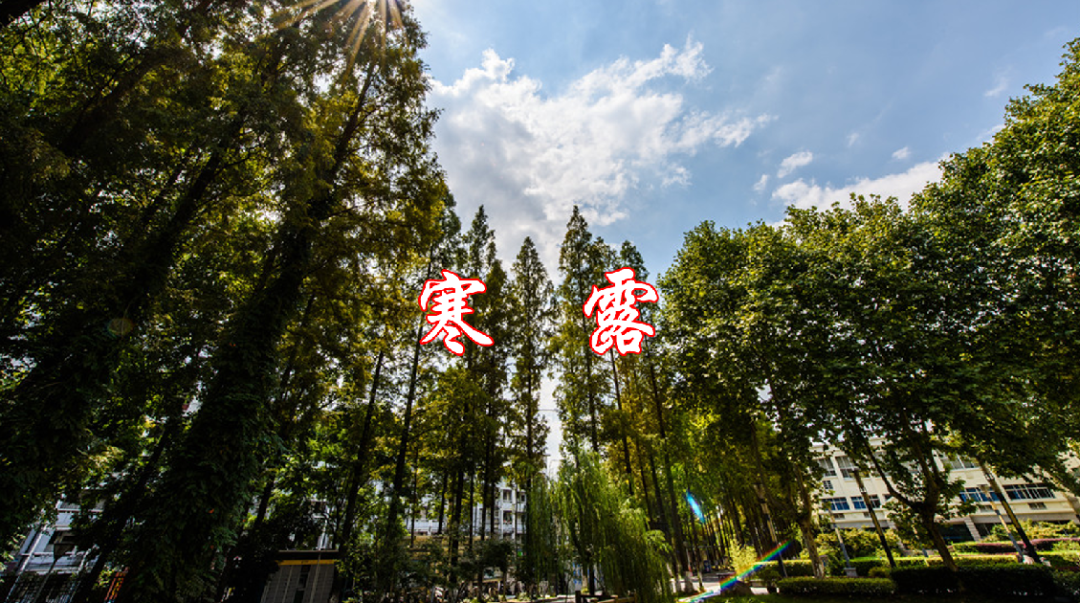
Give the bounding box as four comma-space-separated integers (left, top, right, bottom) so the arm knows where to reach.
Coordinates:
275, 0, 408, 71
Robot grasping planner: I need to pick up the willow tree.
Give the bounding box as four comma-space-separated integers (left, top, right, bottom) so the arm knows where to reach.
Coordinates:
556, 449, 672, 603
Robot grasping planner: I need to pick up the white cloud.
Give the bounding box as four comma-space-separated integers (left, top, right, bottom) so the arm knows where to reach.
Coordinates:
771, 158, 944, 211
777, 150, 813, 178
753, 174, 769, 193
429, 39, 771, 272
984, 72, 1008, 98
975, 123, 1005, 144
846, 132, 860, 147
892, 146, 911, 160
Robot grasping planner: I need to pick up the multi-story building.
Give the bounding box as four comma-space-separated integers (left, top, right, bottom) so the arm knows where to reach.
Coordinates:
2, 498, 96, 602
814, 443, 1080, 541
406, 481, 527, 540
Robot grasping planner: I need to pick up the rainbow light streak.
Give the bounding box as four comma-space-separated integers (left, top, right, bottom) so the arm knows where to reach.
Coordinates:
685, 492, 705, 523
677, 541, 792, 603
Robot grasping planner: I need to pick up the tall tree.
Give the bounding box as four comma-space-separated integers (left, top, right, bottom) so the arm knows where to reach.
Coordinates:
508, 236, 554, 588
0, 0, 295, 544
114, 6, 447, 599
552, 207, 609, 452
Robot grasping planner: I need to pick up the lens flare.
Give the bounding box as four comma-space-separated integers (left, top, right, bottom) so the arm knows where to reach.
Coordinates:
274, 0, 406, 72
678, 541, 792, 602
685, 492, 705, 523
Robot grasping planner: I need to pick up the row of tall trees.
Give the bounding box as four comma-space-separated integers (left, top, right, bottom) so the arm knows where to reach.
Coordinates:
658, 39, 1080, 574
2, 0, 1077, 598
0, 1, 590, 601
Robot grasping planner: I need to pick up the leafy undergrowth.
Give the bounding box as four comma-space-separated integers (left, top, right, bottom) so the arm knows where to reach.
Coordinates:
717, 595, 1048, 603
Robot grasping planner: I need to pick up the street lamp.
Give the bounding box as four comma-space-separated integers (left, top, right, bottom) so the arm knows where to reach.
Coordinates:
752, 484, 786, 578
851, 468, 895, 568
979, 484, 1024, 561
824, 504, 856, 578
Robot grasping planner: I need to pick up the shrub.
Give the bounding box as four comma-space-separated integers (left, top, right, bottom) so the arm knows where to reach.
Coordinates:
1053, 569, 1080, 600
990, 521, 1080, 541
891, 566, 960, 594
955, 555, 1023, 567
960, 565, 1056, 598
777, 577, 895, 597
849, 557, 887, 577
755, 565, 781, 583
972, 537, 1080, 554
952, 541, 980, 554
1044, 551, 1080, 569
891, 564, 1056, 597
729, 543, 758, 576
815, 528, 902, 560
760, 560, 815, 577
868, 566, 891, 579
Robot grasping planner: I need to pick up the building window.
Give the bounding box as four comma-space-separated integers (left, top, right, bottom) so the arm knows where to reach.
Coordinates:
1029, 502, 1048, 510
959, 487, 998, 503
851, 495, 881, 510
822, 480, 833, 491
502, 489, 512, 502
1004, 483, 1054, 501
835, 456, 857, 479
822, 497, 850, 511
818, 458, 837, 478
944, 455, 978, 470
503, 510, 513, 523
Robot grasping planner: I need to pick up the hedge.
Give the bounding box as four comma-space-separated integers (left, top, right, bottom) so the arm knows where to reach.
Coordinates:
960, 565, 1056, 598
1054, 569, 1080, 600
890, 566, 959, 595
777, 577, 895, 597
760, 560, 815, 577
891, 565, 1056, 597
954, 538, 1080, 555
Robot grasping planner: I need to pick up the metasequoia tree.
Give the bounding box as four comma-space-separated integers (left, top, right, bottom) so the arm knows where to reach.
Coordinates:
113, 5, 446, 599
552, 207, 610, 452
0, 0, 291, 543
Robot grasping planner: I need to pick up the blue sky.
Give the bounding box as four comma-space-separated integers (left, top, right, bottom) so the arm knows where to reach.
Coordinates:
407, 1, 1078, 461
411, 0, 1078, 282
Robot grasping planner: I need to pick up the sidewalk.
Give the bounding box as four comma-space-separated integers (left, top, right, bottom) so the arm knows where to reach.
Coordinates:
674, 572, 770, 598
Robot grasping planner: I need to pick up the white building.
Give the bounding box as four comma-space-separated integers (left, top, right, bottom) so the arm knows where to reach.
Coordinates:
814, 443, 1080, 540
2, 498, 96, 602
407, 481, 527, 540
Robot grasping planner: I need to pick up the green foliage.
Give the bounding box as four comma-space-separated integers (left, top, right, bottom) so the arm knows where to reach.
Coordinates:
1053, 569, 1080, 601
960, 565, 1057, 598
730, 543, 760, 576
556, 449, 673, 603
522, 476, 566, 589
762, 560, 815, 578
867, 566, 891, 579
815, 529, 901, 561
890, 566, 960, 594
776, 577, 896, 597
892, 564, 1057, 597
988, 520, 1080, 541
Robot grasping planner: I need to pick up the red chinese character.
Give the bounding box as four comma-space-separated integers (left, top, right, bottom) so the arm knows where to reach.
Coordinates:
582, 267, 658, 356
418, 270, 494, 356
